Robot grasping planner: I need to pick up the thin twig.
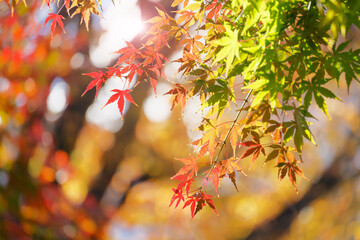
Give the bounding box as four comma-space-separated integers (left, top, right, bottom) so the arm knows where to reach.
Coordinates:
203, 89, 253, 182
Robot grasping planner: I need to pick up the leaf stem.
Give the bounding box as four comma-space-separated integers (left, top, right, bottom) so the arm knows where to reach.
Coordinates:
203, 89, 253, 182
56, 2, 66, 15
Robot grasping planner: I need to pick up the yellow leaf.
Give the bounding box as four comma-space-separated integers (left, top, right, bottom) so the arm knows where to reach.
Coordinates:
171, 0, 183, 7
183, 3, 200, 11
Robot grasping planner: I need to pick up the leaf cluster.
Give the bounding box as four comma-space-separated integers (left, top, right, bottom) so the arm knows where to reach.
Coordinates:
31, 0, 360, 218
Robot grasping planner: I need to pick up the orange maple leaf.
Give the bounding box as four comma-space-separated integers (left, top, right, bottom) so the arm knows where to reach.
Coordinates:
171, 154, 198, 180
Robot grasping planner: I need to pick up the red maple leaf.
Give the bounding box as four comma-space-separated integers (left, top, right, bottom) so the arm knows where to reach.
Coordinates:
114, 41, 139, 65
44, 13, 66, 38
82, 69, 121, 98
201, 193, 218, 216
42, 0, 52, 8
206, 0, 223, 22
64, 0, 70, 10
82, 71, 106, 97
101, 89, 137, 118
121, 63, 143, 86
169, 188, 185, 208
172, 174, 194, 196
171, 154, 198, 180
183, 191, 218, 219
278, 160, 309, 193
182, 196, 198, 219
204, 164, 221, 196
149, 77, 158, 96
238, 141, 265, 169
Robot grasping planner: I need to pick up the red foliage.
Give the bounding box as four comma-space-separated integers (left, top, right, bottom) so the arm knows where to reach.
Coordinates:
102, 89, 137, 118
44, 13, 66, 38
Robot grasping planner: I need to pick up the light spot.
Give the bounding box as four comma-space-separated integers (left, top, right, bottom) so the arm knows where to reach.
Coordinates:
16, 93, 27, 107
42, 131, 53, 146
46, 77, 69, 115
353, 148, 360, 170
63, 224, 76, 238
56, 169, 69, 185
85, 76, 128, 132
0, 77, 10, 92
62, 178, 88, 204
0, 171, 9, 187
70, 52, 85, 69
298, 206, 314, 224
143, 83, 172, 123
25, 78, 36, 94
50, 34, 62, 48
183, 97, 207, 141
90, 0, 144, 68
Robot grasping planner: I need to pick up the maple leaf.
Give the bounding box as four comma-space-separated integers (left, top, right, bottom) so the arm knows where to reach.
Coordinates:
171, 0, 183, 7
228, 172, 238, 191
197, 142, 209, 158
190, 192, 218, 218
198, 129, 219, 161
114, 41, 139, 65
147, 7, 175, 35
206, 0, 223, 22
70, 0, 101, 31
164, 83, 188, 111
142, 46, 162, 67
150, 77, 158, 96
277, 151, 309, 193
176, 10, 195, 25
286, 160, 309, 193
101, 89, 137, 118
171, 154, 198, 180
229, 127, 239, 155
64, 0, 70, 10
82, 71, 107, 97
287, 165, 298, 192
82, 68, 120, 97
44, 13, 66, 38
222, 157, 246, 176
41, 0, 53, 8
202, 193, 218, 216
204, 164, 221, 196
174, 51, 200, 76
172, 174, 194, 196
238, 141, 265, 169
220, 157, 247, 191
169, 188, 185, 208
181, 35, 204, 54
183, 196, 197, 219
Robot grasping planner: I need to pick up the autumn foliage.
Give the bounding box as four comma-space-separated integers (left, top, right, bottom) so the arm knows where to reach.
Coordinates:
3, 0, 360, 221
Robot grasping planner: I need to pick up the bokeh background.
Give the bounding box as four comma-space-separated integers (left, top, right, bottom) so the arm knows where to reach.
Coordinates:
1, 0, 360, 239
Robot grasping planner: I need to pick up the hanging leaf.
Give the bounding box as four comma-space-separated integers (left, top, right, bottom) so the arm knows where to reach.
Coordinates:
101, 89, 137, 119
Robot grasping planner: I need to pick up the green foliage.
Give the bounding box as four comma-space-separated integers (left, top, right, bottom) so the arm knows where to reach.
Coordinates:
154, 0, 360, 217
79, 0, 360, 217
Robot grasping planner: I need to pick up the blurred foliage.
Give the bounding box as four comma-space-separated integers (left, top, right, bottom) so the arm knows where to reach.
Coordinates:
0, 0, 360, 239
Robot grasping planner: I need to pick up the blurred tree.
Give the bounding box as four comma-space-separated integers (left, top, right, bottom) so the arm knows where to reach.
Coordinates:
1, 0, 360, 239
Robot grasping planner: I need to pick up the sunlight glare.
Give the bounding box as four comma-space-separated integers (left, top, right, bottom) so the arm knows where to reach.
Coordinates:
183, 97, 207, 141
90, 0, 144, 68
85, 76, 128, 132
0, 77, 10, 92
143, 83, 172, 123
46, 77, 69, 116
